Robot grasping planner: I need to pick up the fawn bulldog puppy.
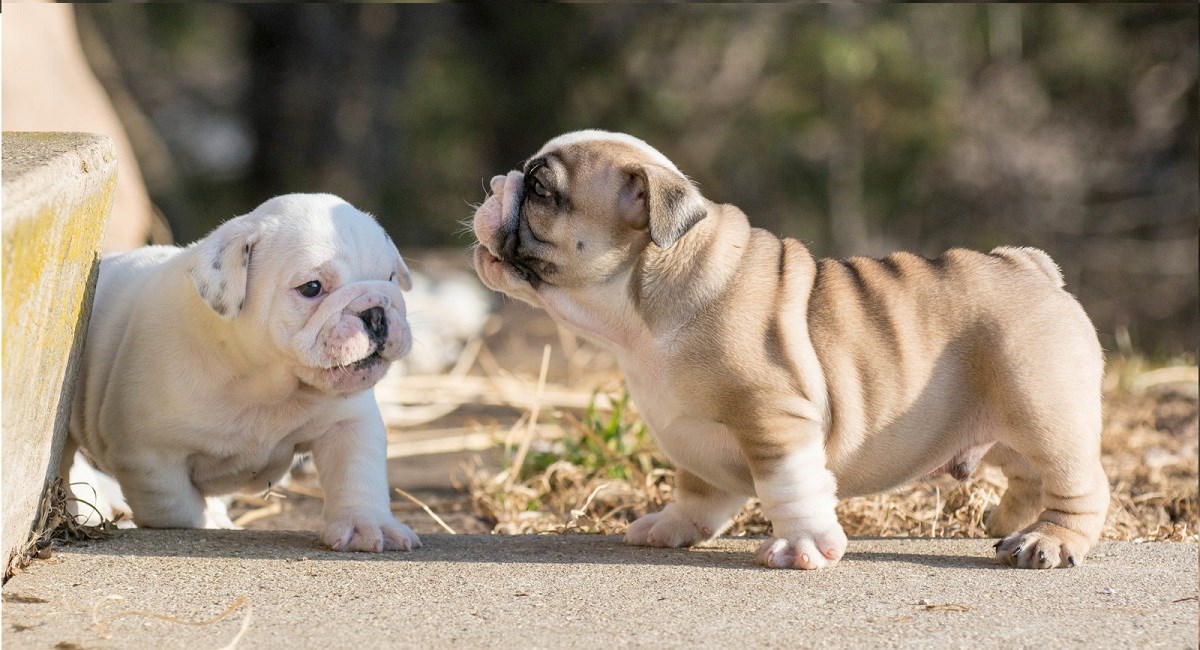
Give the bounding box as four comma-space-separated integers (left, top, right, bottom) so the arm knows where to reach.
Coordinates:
65, 194, 421, 552
472, 130, 1110, 570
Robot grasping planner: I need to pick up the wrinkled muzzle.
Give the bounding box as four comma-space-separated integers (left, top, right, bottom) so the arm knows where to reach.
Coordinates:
291, 280, 411, 370
474, 170, 553, 290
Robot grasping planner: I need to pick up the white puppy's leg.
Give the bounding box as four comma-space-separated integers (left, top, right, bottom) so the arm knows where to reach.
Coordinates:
310, 408, 420, 552
203, 497, 239, 529
66, 452, 113, 526
114, 457, 208, 528
624, 469, 746, 548
744, 418, 847, 570
58, 438, 89, 523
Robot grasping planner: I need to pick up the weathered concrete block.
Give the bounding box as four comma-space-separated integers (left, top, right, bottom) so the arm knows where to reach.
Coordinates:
2, 132, 115, 577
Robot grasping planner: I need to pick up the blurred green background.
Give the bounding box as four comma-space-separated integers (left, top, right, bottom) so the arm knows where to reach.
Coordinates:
74, 3, 1197, 355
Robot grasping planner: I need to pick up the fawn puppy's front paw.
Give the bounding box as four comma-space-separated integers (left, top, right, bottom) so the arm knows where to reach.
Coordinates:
624, 504, 718, 548
756, 519, 848, 570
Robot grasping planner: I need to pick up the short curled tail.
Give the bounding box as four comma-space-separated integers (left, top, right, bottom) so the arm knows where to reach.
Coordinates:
989, 246, 1064, 288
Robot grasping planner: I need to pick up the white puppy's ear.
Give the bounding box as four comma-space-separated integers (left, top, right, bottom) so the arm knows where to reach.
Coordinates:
187, 218, 261, 320
394, 254, 413, 292
619, 163, 707, 249
383, 232, 413, 291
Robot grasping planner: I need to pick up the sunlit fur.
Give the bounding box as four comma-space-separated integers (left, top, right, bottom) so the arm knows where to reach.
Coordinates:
65, 194, 421, 552
473, 132, 1109, 571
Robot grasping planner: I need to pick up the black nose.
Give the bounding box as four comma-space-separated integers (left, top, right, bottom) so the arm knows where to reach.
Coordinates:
361, 306, 387, 342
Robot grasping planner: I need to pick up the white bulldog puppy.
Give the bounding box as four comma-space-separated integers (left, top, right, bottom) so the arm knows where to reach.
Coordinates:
64, 194, 420, 552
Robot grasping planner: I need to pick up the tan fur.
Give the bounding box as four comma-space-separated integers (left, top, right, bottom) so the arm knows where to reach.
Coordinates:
473, 131, 1110, 569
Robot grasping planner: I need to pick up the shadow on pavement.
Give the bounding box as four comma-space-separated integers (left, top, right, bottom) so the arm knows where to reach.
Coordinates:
58, 529, 1006, 571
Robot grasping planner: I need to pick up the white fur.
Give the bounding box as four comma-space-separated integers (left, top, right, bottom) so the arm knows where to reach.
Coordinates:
755, 447, 837, 520
66, 194, 420, 552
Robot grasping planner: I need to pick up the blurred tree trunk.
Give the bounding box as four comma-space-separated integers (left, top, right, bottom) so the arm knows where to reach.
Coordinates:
4, 1, 154, 252
826, 4, 871, 258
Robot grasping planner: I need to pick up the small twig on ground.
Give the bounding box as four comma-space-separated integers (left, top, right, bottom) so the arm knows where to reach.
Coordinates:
556, 324, 581, 384
232, 502, 283, 528
216, 603, 254, 650
386, 430, 502, 458
475, 340, 511, 382
92, 594, 252, 646
394, 487, 457, 534
917, 600, 970, 612
376, 340, 483, 428
448, 337, 484, 377
568, 483, 612, 526
283, 483, 325, 500
507, 345, 552, 486
932, 485, 940, 538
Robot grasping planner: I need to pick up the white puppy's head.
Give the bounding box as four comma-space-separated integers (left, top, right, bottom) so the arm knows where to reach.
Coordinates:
187, 194, 412, 395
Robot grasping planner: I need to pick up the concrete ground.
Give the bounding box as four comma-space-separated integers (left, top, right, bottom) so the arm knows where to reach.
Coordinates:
2, 532, 1195, 649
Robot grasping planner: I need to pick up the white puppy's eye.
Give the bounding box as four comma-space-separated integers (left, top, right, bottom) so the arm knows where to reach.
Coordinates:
296, 280, 322, 298
531, 176, 552, 199
389, 272, 396, 282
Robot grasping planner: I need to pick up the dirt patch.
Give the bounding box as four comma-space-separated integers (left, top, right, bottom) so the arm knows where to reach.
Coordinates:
463, 380, 1197, 541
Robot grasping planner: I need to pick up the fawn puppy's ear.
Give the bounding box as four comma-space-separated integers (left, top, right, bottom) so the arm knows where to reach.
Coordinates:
618, 163, 708, 249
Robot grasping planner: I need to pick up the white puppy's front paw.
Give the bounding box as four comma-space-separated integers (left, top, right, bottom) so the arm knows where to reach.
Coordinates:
755, 519, 848, 570
202, 497, 240, 530
322, 513, 421, 552
624, 504, 717, 548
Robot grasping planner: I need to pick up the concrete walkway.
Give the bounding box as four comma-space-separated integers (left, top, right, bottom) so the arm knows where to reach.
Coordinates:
2, 532, 1196, 648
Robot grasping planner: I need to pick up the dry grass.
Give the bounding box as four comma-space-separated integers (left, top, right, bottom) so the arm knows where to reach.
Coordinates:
5, 477, 117, 579
466, 359, 1198, 542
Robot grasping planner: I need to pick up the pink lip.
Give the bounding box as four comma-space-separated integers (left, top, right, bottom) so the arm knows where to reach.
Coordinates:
473, 244, 508, 286
473, 170, 524, 257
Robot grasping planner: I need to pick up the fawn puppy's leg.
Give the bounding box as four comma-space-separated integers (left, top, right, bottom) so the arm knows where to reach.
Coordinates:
993, 360, 1109, 569
742, 416, 846, 570
984, 444, 1044, 537
625, 468, 747, 548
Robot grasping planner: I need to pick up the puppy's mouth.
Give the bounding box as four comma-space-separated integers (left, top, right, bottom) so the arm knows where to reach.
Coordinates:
480, 178, 548, 288
494, 237, 545, 288
335, 347, 384, 371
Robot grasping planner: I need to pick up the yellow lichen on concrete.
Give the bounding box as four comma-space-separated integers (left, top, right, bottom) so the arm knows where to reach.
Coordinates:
2, 132, 116, 578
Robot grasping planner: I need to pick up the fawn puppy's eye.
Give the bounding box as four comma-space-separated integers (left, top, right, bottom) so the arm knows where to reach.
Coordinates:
296, 280, 322, 298
531, 176, 552, 198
